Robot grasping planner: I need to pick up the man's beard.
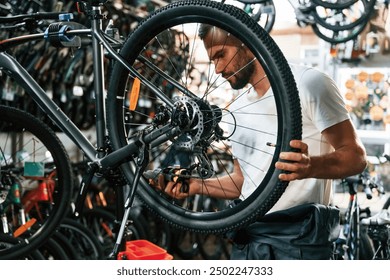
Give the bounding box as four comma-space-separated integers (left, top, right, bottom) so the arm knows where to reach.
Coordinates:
228, 60, 254, 90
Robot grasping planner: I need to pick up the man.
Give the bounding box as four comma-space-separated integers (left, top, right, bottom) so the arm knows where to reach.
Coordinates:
154, 25, 367, 259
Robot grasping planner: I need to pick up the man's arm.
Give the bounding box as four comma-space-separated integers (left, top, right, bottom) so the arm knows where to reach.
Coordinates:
275, 119, 367, 181
156, 159, 244, 200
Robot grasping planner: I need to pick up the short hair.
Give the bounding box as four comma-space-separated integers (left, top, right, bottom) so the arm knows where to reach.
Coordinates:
198, 24, 213, 40
198, 24, 240, 47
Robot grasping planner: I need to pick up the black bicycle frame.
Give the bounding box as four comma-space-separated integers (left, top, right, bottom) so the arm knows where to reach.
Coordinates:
0, 4, 189, 257
0, 6, 182, 171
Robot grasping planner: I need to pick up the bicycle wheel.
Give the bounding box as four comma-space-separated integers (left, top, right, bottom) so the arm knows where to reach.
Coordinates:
313, 0, 376, 32
0, 234, 45, 259
311, 20, 369, 44
57, 218, 105, 260
344, 203, 360, 259
312, 0, 359, 9
51, 231, 81, 260
80, 206, 148, 258
0, 105, 73, 259
358, 228, 374, 260
106, 0, 301, 233
38, 237, 70, 260
141, 207, 173, 251
237, 0, 276, 33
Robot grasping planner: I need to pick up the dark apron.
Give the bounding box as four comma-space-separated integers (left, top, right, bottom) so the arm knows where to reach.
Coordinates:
229, 203, 340, 260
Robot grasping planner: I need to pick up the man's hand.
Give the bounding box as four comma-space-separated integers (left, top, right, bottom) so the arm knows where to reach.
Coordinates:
275, 120, 367, 181
156, 175, 197, 199
146, 168, 199, 199
275, 140, 311, 181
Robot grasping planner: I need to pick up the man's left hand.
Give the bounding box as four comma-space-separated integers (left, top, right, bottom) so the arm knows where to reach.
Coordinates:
275, 140, 311, 181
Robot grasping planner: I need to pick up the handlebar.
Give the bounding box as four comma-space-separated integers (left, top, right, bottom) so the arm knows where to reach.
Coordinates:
363, 183, 373, 199
342, 169, 385, 199
0, 12, 64, 24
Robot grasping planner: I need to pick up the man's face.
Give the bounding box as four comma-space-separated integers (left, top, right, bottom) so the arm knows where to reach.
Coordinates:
203, 30, 254, 90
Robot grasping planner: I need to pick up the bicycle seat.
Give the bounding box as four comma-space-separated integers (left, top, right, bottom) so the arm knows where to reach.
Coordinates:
361, 209, 390, 226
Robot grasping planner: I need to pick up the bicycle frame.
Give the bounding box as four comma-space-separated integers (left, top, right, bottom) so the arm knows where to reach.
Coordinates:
0, 7, 187, 163
343, 181, 361, 260
339, 173, 378, 260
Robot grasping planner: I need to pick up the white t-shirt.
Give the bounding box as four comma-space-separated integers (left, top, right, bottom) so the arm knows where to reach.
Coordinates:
228, 64, 350, 213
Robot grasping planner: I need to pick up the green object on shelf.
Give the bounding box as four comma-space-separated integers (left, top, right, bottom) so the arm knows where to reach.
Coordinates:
24, 162, 44, 177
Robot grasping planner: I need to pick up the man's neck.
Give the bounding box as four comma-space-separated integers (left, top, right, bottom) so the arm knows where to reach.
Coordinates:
252, 76, 270, 97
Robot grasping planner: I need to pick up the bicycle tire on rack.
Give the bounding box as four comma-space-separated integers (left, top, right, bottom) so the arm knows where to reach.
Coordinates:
310, 0, 376, 45
80, 206, 149, 258
0, 105, 73, 259
239, 0, 276, 33
51, 231, 81, 260
107, 0, 301, 234
311, 21, 369, 44
0, 234, 45, 259
313, 0, 376, 32
38, 237, 70, 260
57, 218, 105, 260
311, 0, 359, 9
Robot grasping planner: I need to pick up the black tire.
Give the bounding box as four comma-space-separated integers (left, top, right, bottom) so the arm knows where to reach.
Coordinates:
312, 0, 376, 32
310, 0, 376, 45
0, 234, 45, 259
0, 105, 73, 259
106, 0, 301, 233
51, 231, 81, 260
311, 0, 359, 9
57, 218, 105, 260
141, 207, 173, 252
38, 237, 70, 260
311, 20, 369, 44
80, 206, 148, 258
358, 228, 374, 260
79, 207, 118, 258
344, 205, 366, 260
241, 0, 276, 33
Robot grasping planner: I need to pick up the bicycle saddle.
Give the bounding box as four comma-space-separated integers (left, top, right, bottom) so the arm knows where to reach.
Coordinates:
361, 209, 390, 226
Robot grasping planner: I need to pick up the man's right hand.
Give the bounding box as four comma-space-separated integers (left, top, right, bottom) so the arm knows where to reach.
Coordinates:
145, 168, 199, 199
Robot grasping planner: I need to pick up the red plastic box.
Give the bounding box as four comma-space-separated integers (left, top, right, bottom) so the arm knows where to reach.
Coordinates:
117, 240, 173, 260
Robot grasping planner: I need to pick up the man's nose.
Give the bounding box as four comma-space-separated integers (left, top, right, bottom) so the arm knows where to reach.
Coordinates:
214, 63, 224, 75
